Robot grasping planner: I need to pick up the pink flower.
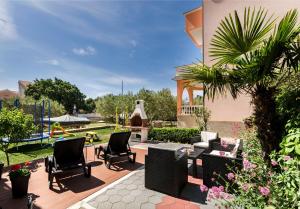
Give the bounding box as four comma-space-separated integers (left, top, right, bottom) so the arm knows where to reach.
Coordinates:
284, 156, 292, 161
271, 160, 278, 166
243, 159, 257, 170
219, 151, 225, 156
200, 185, 208, 192
227, 172, 235, 181
243, 159, 252, 170
241, 183, 249, 191
211, 186, 225, 199
211, 178, 215, 182
221, 141, 228, 148
219, 186, 224, 192
259, 186, 270, 196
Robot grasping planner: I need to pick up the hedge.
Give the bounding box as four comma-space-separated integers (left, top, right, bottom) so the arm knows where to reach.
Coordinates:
148, 127, 199, 144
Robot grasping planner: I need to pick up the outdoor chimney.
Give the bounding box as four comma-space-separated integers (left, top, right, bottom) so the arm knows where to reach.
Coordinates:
130, 100, 148, 127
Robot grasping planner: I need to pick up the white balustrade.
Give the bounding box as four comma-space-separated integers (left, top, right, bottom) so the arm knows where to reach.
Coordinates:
180, 105, 202, 115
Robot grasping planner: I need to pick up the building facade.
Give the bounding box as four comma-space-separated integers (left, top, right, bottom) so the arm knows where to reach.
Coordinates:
176, 0, 300, 136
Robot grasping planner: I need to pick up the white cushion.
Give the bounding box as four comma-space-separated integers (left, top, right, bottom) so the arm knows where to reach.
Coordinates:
210, 150, 235, 158
230, 139, 240, 157
194, 142, 209, 148
201, 131, 218, 143
221, 137, 236, 145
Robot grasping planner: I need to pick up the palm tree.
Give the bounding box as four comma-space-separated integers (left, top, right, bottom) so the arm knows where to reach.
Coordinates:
180, 8, 300, 160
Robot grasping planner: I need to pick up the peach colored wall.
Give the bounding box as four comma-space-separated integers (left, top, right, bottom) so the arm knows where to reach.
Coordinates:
203, 0, 300, 122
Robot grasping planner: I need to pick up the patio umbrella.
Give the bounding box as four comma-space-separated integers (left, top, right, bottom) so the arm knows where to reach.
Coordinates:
46, 114, 90, 125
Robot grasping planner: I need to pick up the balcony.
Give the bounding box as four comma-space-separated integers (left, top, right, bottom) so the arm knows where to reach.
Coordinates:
180, 105, 202, 115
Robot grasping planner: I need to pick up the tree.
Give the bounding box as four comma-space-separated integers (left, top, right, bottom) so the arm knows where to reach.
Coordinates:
0, 109, 35, 165
180, 8, 300, 160
83, 98, 96, 113
95, 88, 177, 122
155, 88, 177, 121
25, 78, 86, 114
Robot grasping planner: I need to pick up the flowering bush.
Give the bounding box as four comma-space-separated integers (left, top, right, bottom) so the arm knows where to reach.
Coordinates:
204, 129, 300, 209
9, 162, 31, 178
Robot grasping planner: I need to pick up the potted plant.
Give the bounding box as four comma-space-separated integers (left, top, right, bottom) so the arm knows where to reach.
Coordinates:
0, 161, 4, 179
9, 162, 31, 198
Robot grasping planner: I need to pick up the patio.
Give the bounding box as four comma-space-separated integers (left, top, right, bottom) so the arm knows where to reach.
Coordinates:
0, 144, 216, 209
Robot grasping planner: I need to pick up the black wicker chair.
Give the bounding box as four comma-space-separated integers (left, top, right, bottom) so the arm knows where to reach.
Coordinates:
97, 132, 136, 169
45, 137, 91, 189
191, 131, 220, 153
145, 145, 187, 197
202, 139, 243, 188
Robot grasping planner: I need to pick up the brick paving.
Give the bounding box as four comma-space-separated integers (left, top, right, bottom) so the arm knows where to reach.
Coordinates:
70, 169, 215, 209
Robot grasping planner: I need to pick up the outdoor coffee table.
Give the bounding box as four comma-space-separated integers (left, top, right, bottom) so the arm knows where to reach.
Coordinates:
187, 148, 205, 177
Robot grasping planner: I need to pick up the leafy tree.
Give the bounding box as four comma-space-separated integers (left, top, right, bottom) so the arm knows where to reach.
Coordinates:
25, 78, 86, 114
0, 109, 35, 165
180, 8, 300, 160
83, 98, 96, 113
20, 96, 65, 117
155, 88, 177, 121
95, 88, 177, 122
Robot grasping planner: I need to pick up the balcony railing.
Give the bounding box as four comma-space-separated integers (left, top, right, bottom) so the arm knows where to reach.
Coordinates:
180, 105, 202, 115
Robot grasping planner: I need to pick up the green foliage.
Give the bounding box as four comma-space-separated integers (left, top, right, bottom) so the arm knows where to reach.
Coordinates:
9, 168, 30, 178
0, 109, 35, 165
9, 163, 31, 178
20, 96, 65, 117
83, 98, 96, 113
212, 129, 300, 209
148, 128, 199, 144
276, 72, 300, 121
95, 88, 177, 122
280, 116, 300, 158
193, 107, 211, 131
25, 78, 86, 114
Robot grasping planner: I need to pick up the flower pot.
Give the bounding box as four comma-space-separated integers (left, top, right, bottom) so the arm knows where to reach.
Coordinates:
10, 174, 30, 198
0, 163, 4, 180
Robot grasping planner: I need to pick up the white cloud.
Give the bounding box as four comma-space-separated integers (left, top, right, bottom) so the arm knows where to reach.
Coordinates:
0, 1, 18, 41
37, 59, 60, 66
72, 46, 96, 56
129, 40, 137, 47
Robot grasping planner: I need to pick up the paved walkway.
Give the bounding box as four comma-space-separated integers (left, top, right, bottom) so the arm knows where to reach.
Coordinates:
69, 168, 215, 209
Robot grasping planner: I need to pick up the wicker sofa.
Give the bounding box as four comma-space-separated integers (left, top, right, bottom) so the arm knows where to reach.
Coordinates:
145, 144, 187, 197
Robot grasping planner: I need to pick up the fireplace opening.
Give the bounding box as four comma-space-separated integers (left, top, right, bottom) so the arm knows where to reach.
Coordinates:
131, 114, 142, 127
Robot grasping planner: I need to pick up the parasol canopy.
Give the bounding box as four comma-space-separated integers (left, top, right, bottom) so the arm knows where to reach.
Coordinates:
46, 114, 90, 125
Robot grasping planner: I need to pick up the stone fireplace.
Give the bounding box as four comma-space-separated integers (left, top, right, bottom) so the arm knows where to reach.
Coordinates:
129, 100, 149, 142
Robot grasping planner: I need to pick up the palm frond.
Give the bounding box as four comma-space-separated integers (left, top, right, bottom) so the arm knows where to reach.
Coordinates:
179, 64, 242, 99
210, 7, 275, 65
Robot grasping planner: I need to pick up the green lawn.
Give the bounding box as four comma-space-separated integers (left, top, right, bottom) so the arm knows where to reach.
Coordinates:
0, 127, 115, 166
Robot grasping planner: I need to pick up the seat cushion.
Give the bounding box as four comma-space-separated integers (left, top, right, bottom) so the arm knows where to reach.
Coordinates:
194, 142, 209, 148
210, 150, 235, 158
201, 131, 218, 143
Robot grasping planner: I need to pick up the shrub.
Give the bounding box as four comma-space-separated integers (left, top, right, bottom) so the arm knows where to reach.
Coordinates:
0, 108, 35, 165
206, 129, 300, 209
280, 115, 300, 159
148, 128, 199, 144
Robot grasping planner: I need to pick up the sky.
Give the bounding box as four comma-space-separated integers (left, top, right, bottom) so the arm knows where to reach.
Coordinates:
0, 0, 202, 99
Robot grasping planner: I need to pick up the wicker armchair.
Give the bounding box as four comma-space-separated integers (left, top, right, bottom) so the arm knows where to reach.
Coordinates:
202, 139, 243, 188
191, 131, 219, 153
145, 144, 187, 197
